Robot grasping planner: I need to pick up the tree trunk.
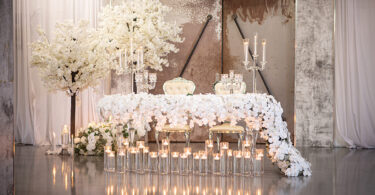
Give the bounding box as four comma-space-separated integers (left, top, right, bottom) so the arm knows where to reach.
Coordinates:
71, 93, 76, 136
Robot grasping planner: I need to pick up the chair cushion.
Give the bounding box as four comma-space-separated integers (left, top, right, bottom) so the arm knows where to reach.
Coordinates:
209, 123, 244, 133
163, 77, 196, 95
161, 124, 191, 132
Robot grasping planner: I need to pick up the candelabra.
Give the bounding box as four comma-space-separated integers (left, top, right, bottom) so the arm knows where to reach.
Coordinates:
135, 70, 157, 94
243, 33, 267, 93
220, 70, 243, 94
117, 39, 157, 93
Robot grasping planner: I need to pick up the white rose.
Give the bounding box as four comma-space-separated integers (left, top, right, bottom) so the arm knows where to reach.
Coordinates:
74, 138, 81, 144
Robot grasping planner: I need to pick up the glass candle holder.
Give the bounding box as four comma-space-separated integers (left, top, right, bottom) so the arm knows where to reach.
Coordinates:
253, 149, 264, 176
227, 149, 233, 174
136, 149, 144, 174
205, 140, 213, 173
161, 139, 169, 151
104, 145, 112, 171
179, 153, 189, 175
143, 147, 149, 172
205, 140, 214, 153
127, 147, 137, 172
148, 152, 158, 173
117, 148, 126, 173
199, 151, 208, 175
61, 132, 70, 149
107, 151, 116, 172
233, 150, 243, 176
242, 151, 252, 176
184, 147, 193, 173
212, 153, 221, 175
242, 140, 251, 153
123, 138, 129, 149
159, 150, 169, 175
136, 142, 145, 174
193, 152, 200, 175
220, 142, 229, 151
171, 152, 180, 174
220, 150, 227, 176
136, 141, 145, 149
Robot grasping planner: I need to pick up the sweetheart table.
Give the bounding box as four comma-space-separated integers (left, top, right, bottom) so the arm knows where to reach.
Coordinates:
97, 93, 311, 176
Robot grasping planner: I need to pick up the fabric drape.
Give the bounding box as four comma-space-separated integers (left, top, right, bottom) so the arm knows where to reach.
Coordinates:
14, 0, 107, 145
335, 0, 375, 148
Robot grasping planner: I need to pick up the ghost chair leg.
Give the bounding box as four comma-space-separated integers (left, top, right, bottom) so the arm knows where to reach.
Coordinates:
185, 131, 191, 147
155, 131, 160, 153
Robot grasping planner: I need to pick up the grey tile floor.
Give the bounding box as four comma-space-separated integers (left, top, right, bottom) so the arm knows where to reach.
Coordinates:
15, 144, 375, 195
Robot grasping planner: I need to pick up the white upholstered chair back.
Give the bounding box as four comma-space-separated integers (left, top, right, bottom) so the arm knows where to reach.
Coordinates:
214, 81, 246, 95
163, 77, 196, 95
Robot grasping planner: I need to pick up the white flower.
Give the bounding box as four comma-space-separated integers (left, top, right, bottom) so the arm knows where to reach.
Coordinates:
80, 137, 87, 144
31, 20, 110, 95
74, 138, 81, 144
97, 0, 184, 73
96, 93, 312, 177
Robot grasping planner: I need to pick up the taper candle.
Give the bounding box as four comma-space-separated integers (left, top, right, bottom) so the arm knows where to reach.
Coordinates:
243, 38, 249, 63
254, 33, 258, 57
262, 39, 266, 64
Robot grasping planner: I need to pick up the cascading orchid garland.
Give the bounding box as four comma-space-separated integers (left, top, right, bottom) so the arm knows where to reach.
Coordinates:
30, 20, 111, 95
97, 0, 184, 73
97, 93, 312, 177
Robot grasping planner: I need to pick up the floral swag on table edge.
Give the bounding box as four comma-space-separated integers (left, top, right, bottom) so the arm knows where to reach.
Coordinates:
96, 93, 312, 177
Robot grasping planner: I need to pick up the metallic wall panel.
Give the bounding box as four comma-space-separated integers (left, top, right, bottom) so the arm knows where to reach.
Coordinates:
0, 0, 14, 193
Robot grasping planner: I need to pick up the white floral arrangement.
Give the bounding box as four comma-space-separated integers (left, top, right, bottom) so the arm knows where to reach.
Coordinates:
97, 93, 312, 176
74, 122, 128, 155
31, 20, 111, 95
98, 0, 184, 73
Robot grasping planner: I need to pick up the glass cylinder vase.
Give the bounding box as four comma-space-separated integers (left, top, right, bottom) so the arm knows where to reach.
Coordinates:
127, 147, 137, 172
159, 150, 169, 175
199, 151, 208, 175
107, 151, 116, 172
104, 145, 112, 171
179, 153, 189, 175
253, 149, 264, 176
227, 149, 233, 174
171, 152, 180, 174
242, 151, 252, 176
212, 153, 221, 175
117, 148, 126, 173
184, 147, 193, 173
233, 150, 243, 176
148, 152, 158, 173
193, 152, 200, 175
143, 147, 149, 172
136, 141, 145, 174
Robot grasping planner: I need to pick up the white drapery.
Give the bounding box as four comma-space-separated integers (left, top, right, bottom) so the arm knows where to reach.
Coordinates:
335, 0, 375, 148
14, 0, 108, 145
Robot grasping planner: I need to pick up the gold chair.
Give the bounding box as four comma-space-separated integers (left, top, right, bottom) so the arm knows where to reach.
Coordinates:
155, 77, 195, 150
209, 81, 246, 150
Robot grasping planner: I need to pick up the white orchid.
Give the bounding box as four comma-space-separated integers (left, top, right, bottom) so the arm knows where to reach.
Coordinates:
97, 93, 312, 176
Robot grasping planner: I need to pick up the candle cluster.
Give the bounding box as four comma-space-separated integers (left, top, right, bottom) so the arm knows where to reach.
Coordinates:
104, 138, 264, 177
243, 32, 267, 69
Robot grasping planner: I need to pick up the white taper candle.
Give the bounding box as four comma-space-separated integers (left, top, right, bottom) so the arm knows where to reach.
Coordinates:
119, 50, 122, 68
254, 33, 258, 57
243, 38, 249, 63
262, 39, 266, 63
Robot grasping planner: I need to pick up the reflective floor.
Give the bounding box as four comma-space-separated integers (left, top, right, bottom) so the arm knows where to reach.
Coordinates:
15, 144, 375, 195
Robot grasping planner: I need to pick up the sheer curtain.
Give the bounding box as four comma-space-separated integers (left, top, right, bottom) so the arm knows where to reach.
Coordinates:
14, 0, 108, 145
335, 0, 375, 148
